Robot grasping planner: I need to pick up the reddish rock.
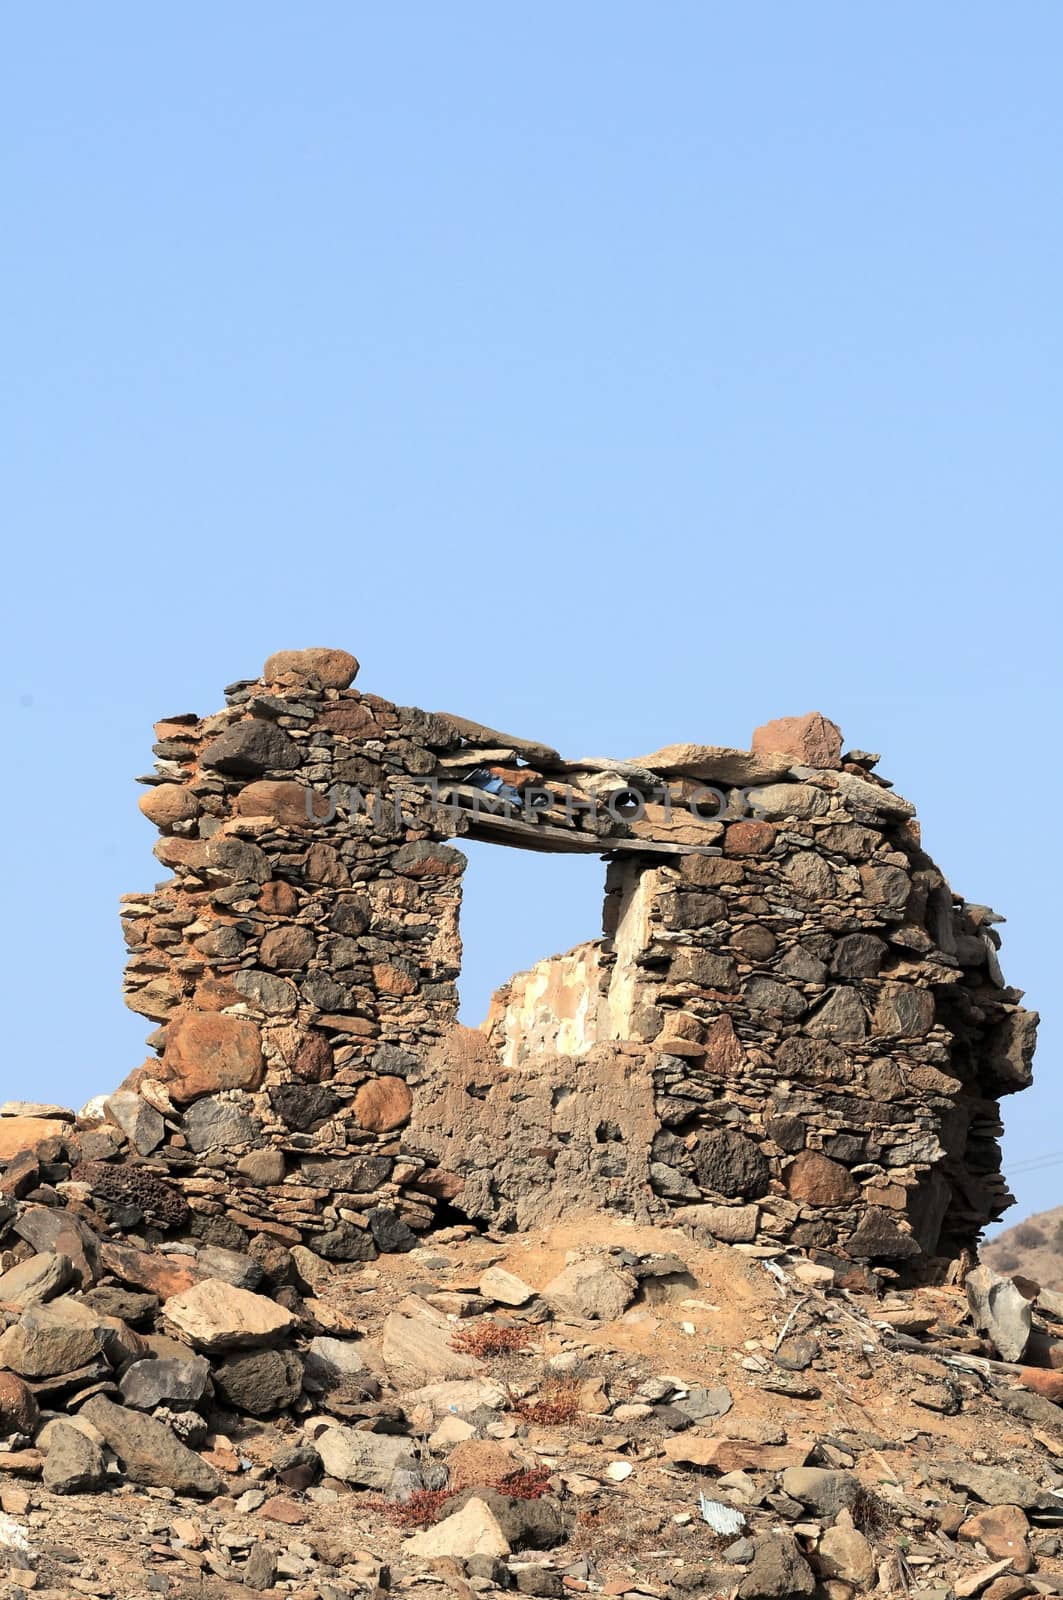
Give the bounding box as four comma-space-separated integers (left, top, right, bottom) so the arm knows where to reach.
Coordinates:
304, 843, 350, 887
318, 701, 380, 738
258, 880, 300, 916
256, 1497, 308, 1524
138, 785, 201, 829
959, 1505, 1031, 1573
0, 1371, 40, 1436
724, 821, 776, 856
751, 712, 843, 770
354, 1076, 414, 1133
161, 1012, 264, 1103
0, 1117, 69, 1163
236, 780, 328, 827
785, 1150, 858, 1205
191, 976, 246, 1012
259, 925, 316, 970
291, 1031, 334, 1084
702, 1015, 746, 1075
262, 648, 359, 688
153, 837, 209, 871
99, 1241, 203, 1300
410, 1169, 465, 1201
372, 962, 417, 997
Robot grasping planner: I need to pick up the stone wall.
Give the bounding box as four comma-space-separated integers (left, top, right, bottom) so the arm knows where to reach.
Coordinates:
2, 647, 1037, 1283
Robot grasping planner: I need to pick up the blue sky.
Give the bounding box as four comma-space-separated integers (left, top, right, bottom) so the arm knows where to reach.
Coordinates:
1, 6, 1059, 1227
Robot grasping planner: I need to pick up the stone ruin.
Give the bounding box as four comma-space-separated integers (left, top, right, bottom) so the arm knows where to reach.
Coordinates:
3, 646, 1039, 1284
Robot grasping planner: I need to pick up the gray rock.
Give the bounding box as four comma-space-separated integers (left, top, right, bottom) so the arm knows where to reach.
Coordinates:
966, 1263, 1032, 1363
300, 1154, 392, 1192
779, 1467, 859, 1518
80, 1287, 158, 1325
184, 1097, 262, 1154
313, 1424, 419, 1489
103, 1091, 165, 1156
0, 1298, 108, 1377
79, 1394, 223, 1496
0, 1251, 74, 1308
742, 978, 807, 1020
269, 1083, 340, 1129
304, 1337, 378, 1395
927, 1459, 1058, 1510
368, 1207, 418, 1253
233, 969, 299, 1016
831, 933, 887, 978
542, 1258, 638, 1322
119, 1357, 212, 1411
774, 1335, 818, 1372
845, 1207, 921, 1260
200, 719, 302, 776
478, 1267, 535, 1307
243, 1543, 279, 1590
213, 1348, 304, 1415
203, 837, 271, 886
737, 1532, 816, 1598
195, 1246, 264, 1292
42, 1420, 106, 1494
994, 1384, 1063, 1428
803, 988, 867, 1042
313, 1223, 379, 1262
676, 1385, 733, 1421
649, 1162, 701, 1200
692, 1130, 771, 1201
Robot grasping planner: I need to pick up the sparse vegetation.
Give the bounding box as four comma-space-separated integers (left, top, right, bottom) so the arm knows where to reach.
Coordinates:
450, 1319, 534, 1357
1014, 1222, 1046, 1250
366, 1468, 551, 1529
514, 1375, 583, 1424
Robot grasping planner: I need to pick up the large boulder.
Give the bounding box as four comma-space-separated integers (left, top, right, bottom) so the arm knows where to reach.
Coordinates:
262, 648, 359, 688
213, 1349, 304, 1415
0, 1251, 74, 1309
161, 1013, 264, 1104
542, 1258, 638, 1322
79, 1395, 222, 1496
313, 1425, 418, 1490
41, 1421, 106, 1494
200, 718, 302, 776
0, 1299, 109, 1378
0, 1118, 69, 1162
162, 1278, 296, 1353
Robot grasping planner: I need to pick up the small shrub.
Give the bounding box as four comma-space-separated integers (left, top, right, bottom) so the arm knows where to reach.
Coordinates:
1014, 1223, 1045, 1250
498, 1467, 552, 1499
993, 1249, 1020, 1273
363, 1488, 451, 1529
515, 1376, 583, 1424
450, 1320, 534, 1358
367, 1468, 551, 1528
853, 1485, 895, 1541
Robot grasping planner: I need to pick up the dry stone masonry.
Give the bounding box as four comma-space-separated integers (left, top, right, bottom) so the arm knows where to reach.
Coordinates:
3, 647, 1038, 1285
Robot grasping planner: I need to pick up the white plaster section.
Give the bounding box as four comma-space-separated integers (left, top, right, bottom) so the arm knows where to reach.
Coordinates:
483, 860, 666, 1066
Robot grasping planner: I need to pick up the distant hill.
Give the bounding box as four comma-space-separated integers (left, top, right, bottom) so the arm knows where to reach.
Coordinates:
983, 1204, 1063, 1287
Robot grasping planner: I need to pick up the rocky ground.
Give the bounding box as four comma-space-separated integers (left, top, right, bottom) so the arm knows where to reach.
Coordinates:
6, 1216, 1063, 1600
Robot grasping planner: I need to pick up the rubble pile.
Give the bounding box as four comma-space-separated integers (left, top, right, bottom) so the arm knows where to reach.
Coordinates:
3, 1216, 1063, 1597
